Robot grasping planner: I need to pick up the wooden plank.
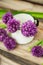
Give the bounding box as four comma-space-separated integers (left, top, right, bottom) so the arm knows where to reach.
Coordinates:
1, 55, 20, 65
25, 0, 43, 4
0, 50, 37, 65
0, 0, 43, 12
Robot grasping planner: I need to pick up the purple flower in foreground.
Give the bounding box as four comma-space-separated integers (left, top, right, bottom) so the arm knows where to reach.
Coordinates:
7, 19, 20, 33
0, 28, 7, 41
2, 12, 13, 24
3, 36, 16, 50
31, 46, 43, 57
21, 20, 37, 37
42, 48, 43, 56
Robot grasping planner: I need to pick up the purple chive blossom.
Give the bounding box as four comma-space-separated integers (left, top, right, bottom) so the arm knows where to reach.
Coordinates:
0, 28, 8, 41
3, 36, 16, 50
21, 20, 37, 37
31, 46, 43, 57
7, 19, 20, 33
2, 12, 13, 24
42, 48, 43, 56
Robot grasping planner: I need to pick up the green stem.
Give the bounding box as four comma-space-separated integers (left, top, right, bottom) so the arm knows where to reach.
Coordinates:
0, 24, 7, 29
28, 40, 43, 51
12, 10, 43, 19
0, 9, 43, 19
0, 9, 8, 18
39, 41, 43, 46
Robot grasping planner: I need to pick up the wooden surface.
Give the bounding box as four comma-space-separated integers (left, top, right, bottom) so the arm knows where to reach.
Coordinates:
0, 20, 43, 65
0, 0, 43, 12
0, 0, 43, 65
1, 55, 20, 65
0, 50, 38, 65
25, 0, 43, 4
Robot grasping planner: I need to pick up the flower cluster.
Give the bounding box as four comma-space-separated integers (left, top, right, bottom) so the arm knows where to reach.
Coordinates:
7, 19, 20, 33
0, 28, 7, 41
21, 20, 37, 37
2, 12, 20, 33
2, 12, 13, 24
2, 12, 37, 36
0, 28, 16, 50
1, 12, 38, 50
3, 36, 16, 50
31, 46, 43, 57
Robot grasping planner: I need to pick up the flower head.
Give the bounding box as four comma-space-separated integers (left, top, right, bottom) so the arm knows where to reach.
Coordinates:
7, 19, 20, 33
42, 48, 43, 56
2, 12, 13, 24
0, 28, 8, 41
32, 46, 43, 57
21, 20, 37, 37
3, 36, 16, 50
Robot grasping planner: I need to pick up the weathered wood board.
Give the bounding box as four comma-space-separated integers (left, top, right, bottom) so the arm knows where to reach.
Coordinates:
1, 55, 20, 65
0, 0, 43, 12
0, 1, 43, 65
0, 19, 43, 65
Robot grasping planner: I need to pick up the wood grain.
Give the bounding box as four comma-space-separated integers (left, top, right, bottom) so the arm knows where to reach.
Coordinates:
1, 55, 20, 65
24, 0, 43, 5
0, 50, 38, 65
0, 0, 43, 12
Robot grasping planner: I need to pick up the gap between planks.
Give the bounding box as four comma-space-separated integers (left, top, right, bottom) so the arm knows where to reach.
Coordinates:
1, 55, 20, 65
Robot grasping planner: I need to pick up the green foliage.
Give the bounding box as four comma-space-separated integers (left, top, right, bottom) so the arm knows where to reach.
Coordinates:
0, 9, 43, 19
28, 40, 43, 52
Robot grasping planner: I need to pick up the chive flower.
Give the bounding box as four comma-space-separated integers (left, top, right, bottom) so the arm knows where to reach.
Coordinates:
3, 36, 16, 50
0, 28, 8, 41
31, 46, 43, 57
7, 19, 20, 33
21, 20, 37, 37
2, 12, 13, 24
